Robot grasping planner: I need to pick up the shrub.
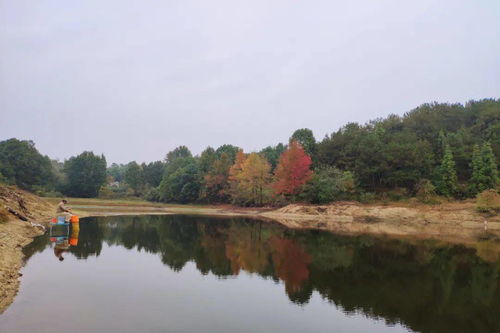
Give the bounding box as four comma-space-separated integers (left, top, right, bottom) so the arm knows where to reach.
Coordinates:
98, 186, 115, 199
476, 189, 500, 213
300, 167, 356, 204
387, 187, 409, 201
144, 187, 161, 202
358, 192, 376, 203
415, 179, 437, 203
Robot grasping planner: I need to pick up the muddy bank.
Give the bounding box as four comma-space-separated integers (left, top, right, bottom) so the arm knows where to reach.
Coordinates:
0, 186, 54, 313
262, 201, 500, 241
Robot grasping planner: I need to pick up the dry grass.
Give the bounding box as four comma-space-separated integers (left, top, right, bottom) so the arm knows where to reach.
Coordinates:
0, 205, 9, 223
476, 189, 500, 213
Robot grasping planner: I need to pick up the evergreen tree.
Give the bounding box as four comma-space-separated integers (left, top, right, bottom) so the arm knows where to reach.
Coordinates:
480, 142, 499, 190
470, 143, 499, 194
470, 145, 484, 194
436, 145, 458, 197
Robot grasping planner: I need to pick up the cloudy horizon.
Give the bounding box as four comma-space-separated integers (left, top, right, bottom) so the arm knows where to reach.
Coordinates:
1, 0, 499, 164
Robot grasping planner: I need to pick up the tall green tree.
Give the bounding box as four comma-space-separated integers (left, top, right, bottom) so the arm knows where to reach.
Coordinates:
107, 163, 126, 182
159, 157, 200, 203
470, 143, 498, 194
199, 147, 217, 174
290, 128, 316, 159
124, 162, 144, 194
142, 161, 165, 187
435, 145, 458, 197
215, 144, 240, 163
0, 138, 54, 190
165, 146, 192, 163
259, 143, 286, 170
64, 151, 107, 197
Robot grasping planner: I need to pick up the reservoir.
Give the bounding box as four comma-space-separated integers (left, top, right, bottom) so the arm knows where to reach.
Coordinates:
1, 215, 499, 333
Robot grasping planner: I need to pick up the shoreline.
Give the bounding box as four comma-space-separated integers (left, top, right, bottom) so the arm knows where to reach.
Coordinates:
1, 196, 499, 314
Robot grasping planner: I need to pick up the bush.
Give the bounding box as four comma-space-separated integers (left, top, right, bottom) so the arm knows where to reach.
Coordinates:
415, 179, 438, 203
476, 189, 500, 213
301, 167, 356, 204
31, 185, 62, 198
144, 187, 161, 202
387, 187, 408, 201
98, 186, 115, 199
358, 192, 376, 203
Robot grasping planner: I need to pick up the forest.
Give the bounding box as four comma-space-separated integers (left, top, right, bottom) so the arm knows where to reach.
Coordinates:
1, 99, 498, 206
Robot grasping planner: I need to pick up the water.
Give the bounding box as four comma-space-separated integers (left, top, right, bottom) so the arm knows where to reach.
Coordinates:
1, 215, 499, 333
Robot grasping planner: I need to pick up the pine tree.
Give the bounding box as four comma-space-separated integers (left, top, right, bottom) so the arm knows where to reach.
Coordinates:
470, 145, 484, 194
480, 143, 498, 190
470, 142, 499, 195
436, 145, 458, 197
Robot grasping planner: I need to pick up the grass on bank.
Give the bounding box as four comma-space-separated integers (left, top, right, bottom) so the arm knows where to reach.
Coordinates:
476, 190, 500, 213
0, 206, 9, 223
43, 196, 265, 217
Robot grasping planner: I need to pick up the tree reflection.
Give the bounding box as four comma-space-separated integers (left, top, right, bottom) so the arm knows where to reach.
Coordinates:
27, 215, 500, 333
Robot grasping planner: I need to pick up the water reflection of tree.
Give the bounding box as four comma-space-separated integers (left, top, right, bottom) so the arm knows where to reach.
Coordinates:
32, 215, 500, 333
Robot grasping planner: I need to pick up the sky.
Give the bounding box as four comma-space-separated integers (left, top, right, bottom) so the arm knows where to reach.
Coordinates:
1, 0, 499, 164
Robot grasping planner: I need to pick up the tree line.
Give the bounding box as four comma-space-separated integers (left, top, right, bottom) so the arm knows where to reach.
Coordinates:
0, 98, 498, 204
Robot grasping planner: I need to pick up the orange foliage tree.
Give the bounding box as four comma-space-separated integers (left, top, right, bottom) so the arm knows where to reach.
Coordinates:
273, 140, 313, 197
203, 152, 232, 202
229, 151, 272, 206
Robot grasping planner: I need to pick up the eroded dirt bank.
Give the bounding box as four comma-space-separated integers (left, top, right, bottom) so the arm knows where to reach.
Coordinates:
262, 201, 500, 241
0, 186, 54, 313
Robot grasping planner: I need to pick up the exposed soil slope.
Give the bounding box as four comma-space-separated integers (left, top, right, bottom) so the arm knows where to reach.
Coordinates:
263, 201, 500, 240
0, 185, 55, 313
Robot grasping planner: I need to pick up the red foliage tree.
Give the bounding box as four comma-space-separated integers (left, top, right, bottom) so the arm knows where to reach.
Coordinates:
273, 140, 312, 196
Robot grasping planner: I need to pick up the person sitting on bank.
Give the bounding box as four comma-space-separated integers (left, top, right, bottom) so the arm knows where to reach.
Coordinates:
56, 199, 73, 222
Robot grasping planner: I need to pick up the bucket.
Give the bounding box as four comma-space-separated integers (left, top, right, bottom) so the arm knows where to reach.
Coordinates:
57, 216, 66, 223
70, 215, 79, 223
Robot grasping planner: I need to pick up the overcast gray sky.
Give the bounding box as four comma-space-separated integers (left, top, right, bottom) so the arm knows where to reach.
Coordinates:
1, 0, 499, 164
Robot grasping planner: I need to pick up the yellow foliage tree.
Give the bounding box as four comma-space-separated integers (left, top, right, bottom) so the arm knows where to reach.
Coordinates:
229, 151, 271, 206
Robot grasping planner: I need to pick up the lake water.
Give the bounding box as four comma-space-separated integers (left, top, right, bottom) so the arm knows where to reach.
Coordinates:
1, 215, 499, 333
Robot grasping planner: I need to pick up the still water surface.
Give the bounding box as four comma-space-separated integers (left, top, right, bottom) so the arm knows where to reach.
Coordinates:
1, 215, 499, 333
